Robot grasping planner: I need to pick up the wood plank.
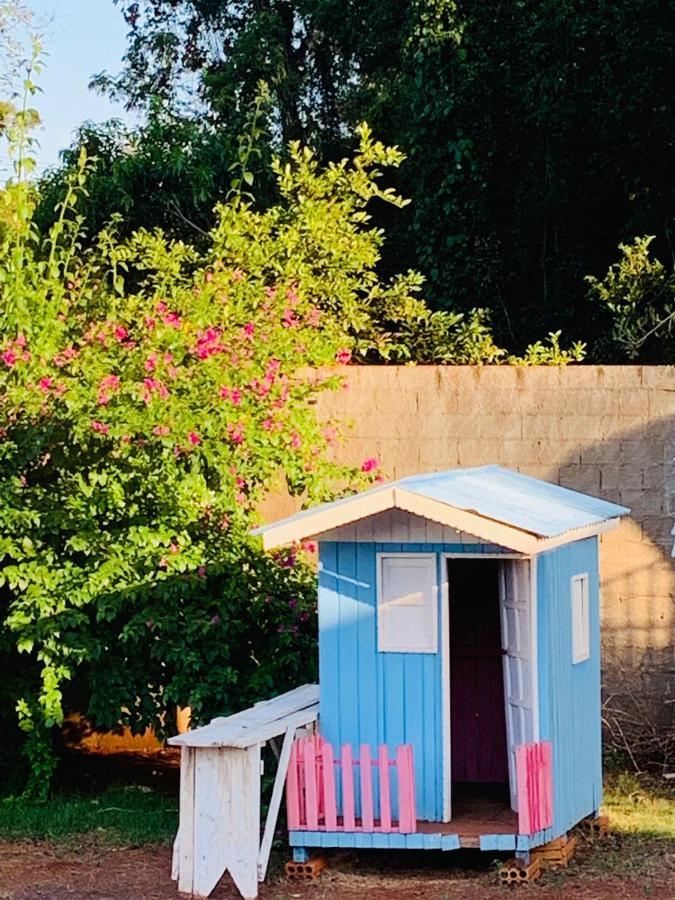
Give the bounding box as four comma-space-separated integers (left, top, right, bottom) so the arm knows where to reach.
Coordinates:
258, 727, 297, 882
378, 745, 392, 833
360, 745, 374, 831
322, 741, 338, 830
286, 738, 301, 830
177, 747, 196, 894
172, 702, 318, 749
342, 745, 355, 831
169, 685, 318, 747
303, 739, 319, 830
396, 745, 412, 833
225, 745, 261, 900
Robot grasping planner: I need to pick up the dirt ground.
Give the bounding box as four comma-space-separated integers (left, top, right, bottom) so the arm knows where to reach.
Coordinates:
1, 839, 673, 900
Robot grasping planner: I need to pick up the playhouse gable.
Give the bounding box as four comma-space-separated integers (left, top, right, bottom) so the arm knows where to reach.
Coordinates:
253, 465, 629, 553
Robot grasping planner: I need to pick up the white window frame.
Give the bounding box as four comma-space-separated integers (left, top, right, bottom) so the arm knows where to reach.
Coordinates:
376, 553, 438, 654
571, 572, 590, 664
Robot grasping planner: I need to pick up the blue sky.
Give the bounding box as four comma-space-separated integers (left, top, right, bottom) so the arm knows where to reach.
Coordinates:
19, 1, 134, 172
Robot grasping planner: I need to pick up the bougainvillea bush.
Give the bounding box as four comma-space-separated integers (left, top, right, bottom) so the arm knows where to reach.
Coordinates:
1, 129, 429, 792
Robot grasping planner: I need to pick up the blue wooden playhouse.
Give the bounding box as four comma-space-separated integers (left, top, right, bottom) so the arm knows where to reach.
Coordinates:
255, 465, 629, 862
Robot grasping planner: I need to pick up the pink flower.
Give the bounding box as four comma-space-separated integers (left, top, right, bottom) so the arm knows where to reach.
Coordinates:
2, 350, 17, 367
169, 542, 180, 554
210, 614, 221, 625
361, 457, 379, 473
286, 287, 299, 305
144, 316, 156, 330
153, 425, 170, 437
14, 334, 26, 348
144, 354, 157, 372
323, 426, 338, 445
282, 309, 297, 328
302, 540, 317, 553
100, 374, 120, 391
198, 566, 207, 578
163, 312, 181, 328
262, 418, 273, 431
187, 431, 201, 445
336, 348, 352, 365
91, 420, 109, 435
156, 301, 168, 314
232, 269, 244, 282
114, 326, 128, 342
38, 377, 53, 393
306, 307, 321, 327
227, 422, 245, 444
288, 598, 298, 609
243, 322, 255, 337
290, 431, 301, 449
264, 285, 277, 299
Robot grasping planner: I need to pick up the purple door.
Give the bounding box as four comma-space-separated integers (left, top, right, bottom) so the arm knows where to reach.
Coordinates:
449, 559, 509, 784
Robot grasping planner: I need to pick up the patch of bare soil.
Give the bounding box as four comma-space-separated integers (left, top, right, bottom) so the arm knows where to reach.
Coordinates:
0, 840, 672, 900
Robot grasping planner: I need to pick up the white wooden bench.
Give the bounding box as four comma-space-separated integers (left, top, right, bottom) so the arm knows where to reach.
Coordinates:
169, 684, 319, 899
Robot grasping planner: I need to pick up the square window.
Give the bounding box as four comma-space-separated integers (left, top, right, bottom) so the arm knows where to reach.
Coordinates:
377, 554, 437, 653
571, 573, 590, 663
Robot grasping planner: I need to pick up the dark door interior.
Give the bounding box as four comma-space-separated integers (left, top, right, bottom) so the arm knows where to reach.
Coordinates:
449, 559, 509, 790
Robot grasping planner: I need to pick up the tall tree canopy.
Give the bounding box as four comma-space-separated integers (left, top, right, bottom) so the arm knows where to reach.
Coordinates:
55, 1, 675, 357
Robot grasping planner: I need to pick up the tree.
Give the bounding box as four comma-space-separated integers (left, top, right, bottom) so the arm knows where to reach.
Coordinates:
586, 236, 675, 362
89, 0, 674, 355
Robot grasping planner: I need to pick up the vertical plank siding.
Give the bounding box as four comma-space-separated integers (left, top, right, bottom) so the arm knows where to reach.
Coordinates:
288, 736, 417, 833
319, 541, 513, 823
537, 538, 602, 837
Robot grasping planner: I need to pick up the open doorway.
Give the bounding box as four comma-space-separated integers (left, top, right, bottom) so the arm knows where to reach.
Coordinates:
448, 558, 510, 817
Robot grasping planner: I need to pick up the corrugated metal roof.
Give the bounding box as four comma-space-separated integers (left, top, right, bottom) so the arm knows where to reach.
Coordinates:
397, 465, 629, 538
252, 465, 630, 548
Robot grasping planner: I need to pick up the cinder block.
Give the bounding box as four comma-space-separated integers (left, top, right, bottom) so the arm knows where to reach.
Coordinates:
478, 415, 524, 440
640, 366, 675, 389
559, 464, 601, 494
618, 388, 652, 417
595, 366, 644, 388
648, 389, 675, 418
580, 441, 622, 465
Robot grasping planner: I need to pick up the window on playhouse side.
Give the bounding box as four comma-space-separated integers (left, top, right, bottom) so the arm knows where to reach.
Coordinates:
377, 554, 438, 653
571, 573, 590, 663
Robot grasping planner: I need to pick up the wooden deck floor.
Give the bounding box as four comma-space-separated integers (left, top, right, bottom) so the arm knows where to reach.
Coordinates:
418, 797, 517, 841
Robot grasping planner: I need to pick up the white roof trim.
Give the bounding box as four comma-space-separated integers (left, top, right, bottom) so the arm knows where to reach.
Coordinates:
256, 485, 396, 551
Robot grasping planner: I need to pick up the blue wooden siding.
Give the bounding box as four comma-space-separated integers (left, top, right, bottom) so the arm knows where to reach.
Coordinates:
537, 537, 602, 837
318, 541, 512, 823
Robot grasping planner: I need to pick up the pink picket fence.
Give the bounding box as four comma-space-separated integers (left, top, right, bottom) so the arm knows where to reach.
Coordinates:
287, 735, 417, 833
516, 740, 553, 835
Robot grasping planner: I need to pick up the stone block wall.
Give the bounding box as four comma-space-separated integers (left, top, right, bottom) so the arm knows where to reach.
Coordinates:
264, 365, 674, 732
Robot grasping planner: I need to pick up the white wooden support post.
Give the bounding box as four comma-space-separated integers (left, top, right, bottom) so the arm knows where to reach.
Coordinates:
169, 684, 319, 900
257, 726, 296, 882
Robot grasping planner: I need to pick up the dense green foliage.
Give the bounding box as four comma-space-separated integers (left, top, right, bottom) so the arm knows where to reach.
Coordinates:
586, 237, 675, 362
73, 0, 675, 357
3, 120, 433, 793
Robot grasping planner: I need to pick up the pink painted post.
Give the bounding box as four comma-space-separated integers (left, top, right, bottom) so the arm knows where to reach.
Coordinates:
360, 745, 374, 831
396, 744, 416, 833
517, 741, 553, 835
541, 742, 553, 827
405, 745, 417, 829
516, 743, 531, 834
322, 740, 337, 830
286, 739, 301, 830
341, 744, 356, 831
378, 744, 392, 833
303, 738, 319, 830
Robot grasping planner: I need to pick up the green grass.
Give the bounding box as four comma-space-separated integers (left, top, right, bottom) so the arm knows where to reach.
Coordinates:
0, 785, 178, 846
602, 771, 675, 838
565, 772, 675, 880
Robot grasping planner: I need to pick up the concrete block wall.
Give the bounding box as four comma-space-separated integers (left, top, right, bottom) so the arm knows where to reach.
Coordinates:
265, 365, 674, 724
